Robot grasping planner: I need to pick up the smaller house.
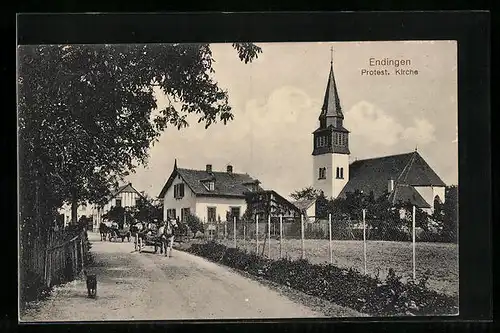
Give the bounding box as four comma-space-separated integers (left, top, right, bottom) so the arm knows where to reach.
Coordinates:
58, 182, 145, 231
292, 198, 317, 222
245, 190, 303, 222
93, 183, 145, 229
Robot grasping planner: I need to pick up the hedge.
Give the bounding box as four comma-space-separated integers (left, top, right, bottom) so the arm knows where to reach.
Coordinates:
186, 241, 458, 316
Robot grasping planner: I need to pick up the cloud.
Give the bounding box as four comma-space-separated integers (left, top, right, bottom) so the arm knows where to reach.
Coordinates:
345, 101, 404, 146
345, 101, 436, 147
401, 118, 436, 144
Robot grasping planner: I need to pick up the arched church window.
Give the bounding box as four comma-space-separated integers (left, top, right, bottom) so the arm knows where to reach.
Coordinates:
340, 167, 344, 179
336, 167, 339, 178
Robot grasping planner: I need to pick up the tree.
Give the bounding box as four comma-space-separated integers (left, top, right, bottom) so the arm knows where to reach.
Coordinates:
185, 214, 205, 237
441, 185, 458, 242
18, 43, 262, 229
131, 195, 163, 224
290, 187, 320, 201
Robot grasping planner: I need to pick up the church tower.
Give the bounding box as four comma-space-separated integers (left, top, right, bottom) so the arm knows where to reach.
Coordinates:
312, 52, 350, 199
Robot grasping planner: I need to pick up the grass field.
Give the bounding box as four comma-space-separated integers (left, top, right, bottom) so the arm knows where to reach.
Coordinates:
216, 238, 458, 297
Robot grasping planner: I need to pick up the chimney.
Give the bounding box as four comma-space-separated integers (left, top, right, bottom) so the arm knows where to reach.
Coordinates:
227, 165, 233, 174
206, 164, 212, 173
388, 179, 394, 192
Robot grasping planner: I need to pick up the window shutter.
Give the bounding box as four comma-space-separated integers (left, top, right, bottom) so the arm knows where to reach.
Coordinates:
180, 183, 185, 197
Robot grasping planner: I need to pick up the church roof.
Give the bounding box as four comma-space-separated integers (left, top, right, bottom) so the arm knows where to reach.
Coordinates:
339, 151, 446, 207
158, 164, 262, 199
388, 184, 431, 208
319, 63, 344, 121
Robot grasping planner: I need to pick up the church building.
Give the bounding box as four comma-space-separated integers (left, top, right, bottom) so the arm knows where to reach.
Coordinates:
312, 55, 446, 214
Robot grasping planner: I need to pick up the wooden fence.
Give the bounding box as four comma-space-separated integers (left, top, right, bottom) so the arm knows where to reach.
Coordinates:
21, 227, 88, 302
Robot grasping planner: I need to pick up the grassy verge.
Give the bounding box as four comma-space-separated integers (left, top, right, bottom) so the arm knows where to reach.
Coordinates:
180, 241, 458, 317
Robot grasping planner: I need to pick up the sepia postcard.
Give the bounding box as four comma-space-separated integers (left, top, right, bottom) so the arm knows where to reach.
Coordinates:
18, 40, 459, 322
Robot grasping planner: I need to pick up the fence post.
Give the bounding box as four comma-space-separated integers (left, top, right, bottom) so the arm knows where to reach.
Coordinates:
412, 205, 416, 281
243, 221, 246, 241
301, 214, 305, 260
232, 216, 236, 248
80, 233, 84, 271
256, 215, 259, 255
44, 233, 50, 288
267, 215, 271, 258
363, 209, 367, 275
329, 213, 333, 264
279, 214, 283, 259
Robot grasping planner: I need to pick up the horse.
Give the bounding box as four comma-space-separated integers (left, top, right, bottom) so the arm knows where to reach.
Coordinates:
157, 219, 178, 257
131, 222, 145, 251
99, 223, 111, 241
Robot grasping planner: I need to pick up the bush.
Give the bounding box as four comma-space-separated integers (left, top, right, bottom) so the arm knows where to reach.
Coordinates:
184, 242, 457, 316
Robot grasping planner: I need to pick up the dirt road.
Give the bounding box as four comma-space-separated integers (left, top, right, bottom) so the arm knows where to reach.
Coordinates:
21, 232, 362, 321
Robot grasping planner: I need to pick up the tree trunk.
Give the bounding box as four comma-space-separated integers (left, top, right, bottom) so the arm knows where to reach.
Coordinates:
71, 190, 78, 225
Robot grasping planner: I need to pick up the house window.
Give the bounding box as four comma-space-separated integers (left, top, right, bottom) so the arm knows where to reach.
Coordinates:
115, 198, 122, 207
167, 209, 176, 220
207, 207, 217, 223
174, 183, 185, 199
181, 208, 190, 222
230, 207, 241, 221
340, 167, 344, 179
318, 167, 326, 179
207, 181, 215, 191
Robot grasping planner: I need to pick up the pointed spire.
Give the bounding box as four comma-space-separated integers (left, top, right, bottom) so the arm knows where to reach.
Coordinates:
320, 49, 344, 125
415, 145, 418, 152
174, 158, 177, 170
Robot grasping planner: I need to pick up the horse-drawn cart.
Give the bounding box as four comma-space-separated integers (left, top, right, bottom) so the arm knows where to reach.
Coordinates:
136, 231, 164, 253
111, 228, 131, 242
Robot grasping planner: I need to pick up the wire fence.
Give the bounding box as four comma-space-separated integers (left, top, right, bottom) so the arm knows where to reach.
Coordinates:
200, 211, 458, 291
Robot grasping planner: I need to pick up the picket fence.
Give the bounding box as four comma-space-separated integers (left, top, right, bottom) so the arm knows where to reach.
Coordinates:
21, 227, 88, 299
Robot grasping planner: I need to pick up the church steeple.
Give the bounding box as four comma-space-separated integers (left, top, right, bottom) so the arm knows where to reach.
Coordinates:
312, 49, 350, 199
319, 49, 344, 128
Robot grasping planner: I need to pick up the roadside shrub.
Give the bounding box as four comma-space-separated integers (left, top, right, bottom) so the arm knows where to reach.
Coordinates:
184, 242, 457, 316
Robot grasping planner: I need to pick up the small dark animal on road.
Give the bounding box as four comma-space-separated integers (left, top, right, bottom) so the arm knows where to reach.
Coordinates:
83, 270, 97, 298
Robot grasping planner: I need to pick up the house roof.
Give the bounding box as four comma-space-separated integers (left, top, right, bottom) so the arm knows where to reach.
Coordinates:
338, 151, 446, 207
105, 183, 143, 202
292, 198, 316, 211
158, 164, 262, 199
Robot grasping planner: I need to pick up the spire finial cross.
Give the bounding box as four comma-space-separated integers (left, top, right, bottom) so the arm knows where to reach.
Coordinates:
330, 46, 333, 65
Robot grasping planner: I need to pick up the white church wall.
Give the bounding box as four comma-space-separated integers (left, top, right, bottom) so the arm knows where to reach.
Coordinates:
313, 153, 349, 199
414, 185, 446, 213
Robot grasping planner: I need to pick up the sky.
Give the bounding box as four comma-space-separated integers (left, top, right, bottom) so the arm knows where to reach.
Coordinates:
125, 41, 458, 200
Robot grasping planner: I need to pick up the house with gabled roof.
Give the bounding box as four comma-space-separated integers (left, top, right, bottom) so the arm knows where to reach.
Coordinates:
58, 182, 145, 230
311, 54, 447, 214
158, 161, 263, 224
292, 198, 317, 222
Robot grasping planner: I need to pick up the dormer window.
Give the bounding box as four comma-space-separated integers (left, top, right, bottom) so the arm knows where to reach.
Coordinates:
201, 178, 216, 191
207, 181, 215, 191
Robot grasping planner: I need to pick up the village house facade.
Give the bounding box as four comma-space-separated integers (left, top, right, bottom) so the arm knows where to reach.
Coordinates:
312, 57, 446, 214
158, 161, 262, 224
58, 182, 145, 230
